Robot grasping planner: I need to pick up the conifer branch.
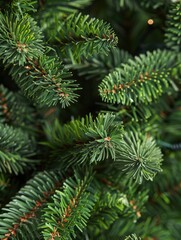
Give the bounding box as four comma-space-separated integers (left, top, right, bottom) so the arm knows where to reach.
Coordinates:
41, 172, 95, 240
99, 50, 179, 105
0, 171, 64, 240
116, 132, 163, 183
0, 12, 79, 107
0, 12, 44, 66
44, 113, 124, 167
46, 13, 118, 63
9, 54, 80, 107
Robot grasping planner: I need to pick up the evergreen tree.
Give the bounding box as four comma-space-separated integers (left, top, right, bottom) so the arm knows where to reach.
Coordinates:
0, 0, 180, 239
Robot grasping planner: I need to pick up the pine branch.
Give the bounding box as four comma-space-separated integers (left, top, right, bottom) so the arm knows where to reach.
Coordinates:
115, 132, 163, 183
43, 113, 124, 167
41, 171, 95, 240
0, 171, 64, 240
0, 123, 37, 174
165, 2, 181, 52
99, 50, 179, 105
46, 13, 118, 63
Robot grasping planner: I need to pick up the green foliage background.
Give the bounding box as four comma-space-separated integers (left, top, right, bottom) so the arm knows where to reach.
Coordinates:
0, 0, 180, 239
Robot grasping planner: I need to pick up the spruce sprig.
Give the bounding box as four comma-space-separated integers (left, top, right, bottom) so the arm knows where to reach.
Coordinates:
41, 172, 95, 240
99, 50, 178, 105
116, 132, 163, 183
0, 171, 64, 240
44, 113, 124, 167
46, 13, 118, 63
0, 12, 79, 107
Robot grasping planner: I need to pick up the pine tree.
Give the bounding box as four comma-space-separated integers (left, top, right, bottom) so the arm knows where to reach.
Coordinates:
0, 0, 181, 239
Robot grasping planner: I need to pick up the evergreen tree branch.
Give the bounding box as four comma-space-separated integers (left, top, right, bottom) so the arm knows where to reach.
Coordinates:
0, 12, 44, 66
9, 54, 80, 107
99, 50, 179, 105
41, 171, 95, 240
46, 13, 118, 63
0, 12, 80, 107
115, 132, 163, 183
0, 171, 64, 240
43, 113, 124, 167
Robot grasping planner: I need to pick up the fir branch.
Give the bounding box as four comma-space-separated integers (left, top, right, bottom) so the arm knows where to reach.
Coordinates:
0, 123, 37, 174
0, 12, 44, 66
115, 132, 163, 183
46, 13, 118, 63
44, 113, 124, 167
99, 50, 179, 105
9, 54, 80, 107
0, 171, 64, 240
0, 12, 79, 107
41, 172, 95, 240
165, 2, 181, 52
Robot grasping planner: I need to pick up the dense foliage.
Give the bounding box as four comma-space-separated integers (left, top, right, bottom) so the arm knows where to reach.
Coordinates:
0, 0, 180, 239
